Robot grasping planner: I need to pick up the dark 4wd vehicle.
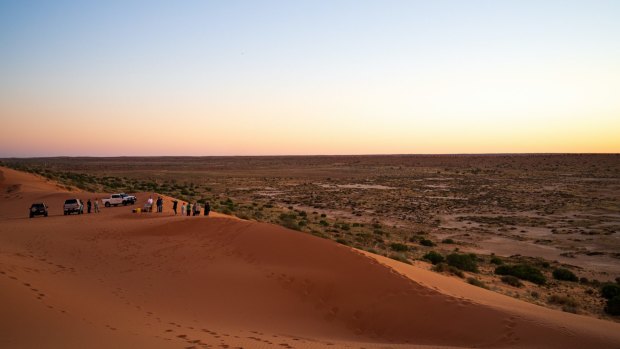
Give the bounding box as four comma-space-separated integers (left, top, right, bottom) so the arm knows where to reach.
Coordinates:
64, 198, 84, 215
30, 203, 48, 218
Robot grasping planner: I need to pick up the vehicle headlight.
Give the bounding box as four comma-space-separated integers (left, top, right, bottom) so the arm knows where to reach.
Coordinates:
31, 208, 36, 212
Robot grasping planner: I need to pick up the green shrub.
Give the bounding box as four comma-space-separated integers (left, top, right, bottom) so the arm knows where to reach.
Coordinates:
423, 251, 444, 265
553, 268, 578, 282
495, 264, 546, 285
490, 256, 504, 265
467, 277, 488, 289
441, 238, 455, 244
389, 254, 410, 264
601, 283, 620, 300
336, 238, 349, 245
501, 275, 523, 288
548, 295, 578, 308
606, 296, 620, 316
419, 238, 435, 247
446, 253, 478, 273
390, 243, 408, 252
433, 263, 464, 278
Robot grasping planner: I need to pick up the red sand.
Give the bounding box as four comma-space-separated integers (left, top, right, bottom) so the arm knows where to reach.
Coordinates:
1, 166, 619, 348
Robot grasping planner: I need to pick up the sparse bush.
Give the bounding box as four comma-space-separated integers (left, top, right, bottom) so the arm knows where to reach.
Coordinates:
467, 277, 487, 289
553, 268, 578, 282
420, 238, 435, 247
548, 295, 578, 308
446, 253, 478, 273
279, 213, 300, 231
601, 283, 620, 300
441, 238, 455, 244
423, 251, 444, 265
501, 275, 523, 288
490, 256, 504, 265
495, 264, 546, 285
336, 238, 349, 245
433, 263, 464, 278
390, 243, 408, 252
389, 254, 410, 264
606, 296, 620, 316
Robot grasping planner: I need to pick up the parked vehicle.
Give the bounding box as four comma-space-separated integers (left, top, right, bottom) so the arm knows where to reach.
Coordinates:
63, 199, 83, 215
29, 203, 48, 218
102, 193, 136, 207
119, 193, 137, 205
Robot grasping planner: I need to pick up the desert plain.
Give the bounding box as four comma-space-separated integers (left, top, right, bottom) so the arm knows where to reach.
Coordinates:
1, 154, 619, 348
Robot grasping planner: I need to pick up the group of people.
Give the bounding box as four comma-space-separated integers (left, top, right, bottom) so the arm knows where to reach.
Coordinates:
149, 196, 211, 216
86, 199, 100, 213
174, 199, 210, 216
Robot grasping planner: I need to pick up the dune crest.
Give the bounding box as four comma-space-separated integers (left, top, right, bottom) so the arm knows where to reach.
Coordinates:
1, 167, 619, 349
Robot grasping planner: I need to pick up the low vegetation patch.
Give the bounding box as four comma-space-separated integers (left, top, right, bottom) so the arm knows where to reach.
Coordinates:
495, 264, 546, 285
419, 238, 435, 247
548, 294, 578, 313
552, 268, 578, 282
467, 277, 488, 289
606, 296, 620, 316
422, 251, 444, 265
389, 253, 411, 264
601, 283, 620, 300
432, 263, 464, 278
446, 253, 478, 273
501, 275, 523, 288
490, 256, 504, 265
390, 243, 408, 252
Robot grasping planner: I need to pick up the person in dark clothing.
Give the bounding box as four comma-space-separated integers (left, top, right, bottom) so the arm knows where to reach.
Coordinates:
204, 202, 210, 216
186, 202, 191, 216
87, 199, 92, 214
172, 200, 178, 215
156, 197, 163, 213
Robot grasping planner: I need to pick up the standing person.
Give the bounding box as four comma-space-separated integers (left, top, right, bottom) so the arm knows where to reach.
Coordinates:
147, 196, 154, 212
156, 196, 163, 213
186, 202, 192, 217
87, 199, 92, 214
94, 198, 100, 213
204, 202, 210, 216
172, 200, 178, 215
193, 202, 199, 216
181, 202, 185, 216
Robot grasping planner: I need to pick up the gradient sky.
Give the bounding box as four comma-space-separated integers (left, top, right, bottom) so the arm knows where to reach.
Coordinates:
1, 0, 619, 156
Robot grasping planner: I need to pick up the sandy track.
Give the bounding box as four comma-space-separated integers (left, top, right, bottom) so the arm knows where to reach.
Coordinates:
1, 167, 619, 349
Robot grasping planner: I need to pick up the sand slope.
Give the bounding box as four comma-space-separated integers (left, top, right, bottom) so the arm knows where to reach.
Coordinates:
1, 166, 619, 349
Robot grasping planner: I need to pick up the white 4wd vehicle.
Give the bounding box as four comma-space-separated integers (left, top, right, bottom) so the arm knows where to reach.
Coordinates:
102, 193, 136, 207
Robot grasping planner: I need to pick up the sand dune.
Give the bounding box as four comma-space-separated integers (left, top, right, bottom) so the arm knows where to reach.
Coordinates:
1, 166, 619, 349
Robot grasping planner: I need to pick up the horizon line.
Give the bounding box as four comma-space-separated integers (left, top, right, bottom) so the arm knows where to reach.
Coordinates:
1, 152, 619, 159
